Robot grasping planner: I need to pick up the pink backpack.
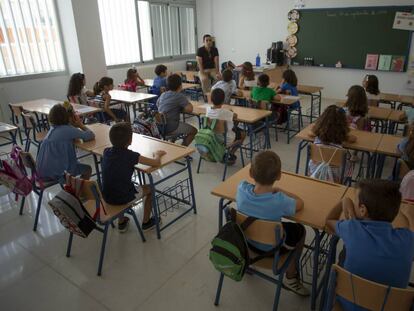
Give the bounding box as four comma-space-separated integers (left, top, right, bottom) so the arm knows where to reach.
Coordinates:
0, 146, 33, 199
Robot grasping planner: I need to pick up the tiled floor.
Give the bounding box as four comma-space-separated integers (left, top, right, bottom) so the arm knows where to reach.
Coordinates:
0, 98, 400, 311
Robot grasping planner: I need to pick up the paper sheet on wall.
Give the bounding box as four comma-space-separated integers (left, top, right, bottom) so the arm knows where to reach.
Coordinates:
407, 54, 414, 90
393, 12, 414, 31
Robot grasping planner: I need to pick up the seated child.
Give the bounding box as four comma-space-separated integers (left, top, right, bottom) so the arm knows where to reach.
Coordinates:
124, 67, 145, 92
344, 85, 370, 131
151, 64, 168, 96
101, 122, 166, 232
67, 72, 94, 105
94, 77, 127, 122
308, 105, 356, 183
276, 69, 300, 109
36, 104, 95, 182
236, 151, 309, 296
398, 122, 414, 170
157, 74, 197, 146
362, 74, 380, 106
251, 73, 280, 104
211, 69, 242, 104
206, 88, 246, 161
326, 179, 414, 311
238, 61, 256, 89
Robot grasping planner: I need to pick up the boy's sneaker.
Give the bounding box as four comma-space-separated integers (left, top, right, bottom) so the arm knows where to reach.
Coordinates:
118, 217, 130, 233
283, 276, 310, 297
142, 217, 161, 232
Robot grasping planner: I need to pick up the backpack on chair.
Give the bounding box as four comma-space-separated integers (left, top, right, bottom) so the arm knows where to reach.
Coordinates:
132, 112, 161, 139
310, 147, 339, 182
194, 117, 226, 162
0, 145, 33, 199
209, 208, 281, 281
48, 174, 102, 238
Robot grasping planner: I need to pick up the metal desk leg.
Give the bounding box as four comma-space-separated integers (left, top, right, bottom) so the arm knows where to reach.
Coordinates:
9, 130, 17, 145
311, 229, 321, 310
265, 116, 271, 149
148, 173, 161, 239
187, 156, 197, 215
93, 154, 102, 190
218, 198, 225, 230
295, 140, 308, 174
287, 109, 291, 144
248, 124, 254, 159
319, 236, 339, 311
310, 93, 314, 124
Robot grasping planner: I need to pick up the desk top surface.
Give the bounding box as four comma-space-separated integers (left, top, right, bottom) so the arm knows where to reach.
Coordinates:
109, 90, 157, 103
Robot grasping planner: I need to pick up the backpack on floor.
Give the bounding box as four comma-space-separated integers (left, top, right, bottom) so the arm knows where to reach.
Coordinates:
310, 148, 338, 183
0, 145, 33, 199
133, 113, 161, 139
48, 174, 102, 238
209, 208, 279, 281
195, 117, 226, 162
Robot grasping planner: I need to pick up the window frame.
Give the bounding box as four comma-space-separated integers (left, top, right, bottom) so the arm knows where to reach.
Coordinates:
0, 0, 68, 82
107, 0, 197, 69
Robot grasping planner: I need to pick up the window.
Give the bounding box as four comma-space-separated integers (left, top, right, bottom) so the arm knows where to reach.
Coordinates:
98, 0, 196, 66
98, 0, 141, 66
0, 0, 65, 77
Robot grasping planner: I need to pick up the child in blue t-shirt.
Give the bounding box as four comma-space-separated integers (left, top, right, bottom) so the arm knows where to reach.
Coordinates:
101, 122, 166, 233
236, 150, 309, 297
326, 179, 414, 311
151, 64, 168, 96
276, 69, 300, 109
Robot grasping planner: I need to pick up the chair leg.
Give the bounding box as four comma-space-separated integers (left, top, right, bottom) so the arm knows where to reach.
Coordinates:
33, 190, 43, 231
97, 223, 110, 276
214, 273, 225, 306
66, 232, 74, 257
127, 209, 146, 243
196, 156, 203, 174
222, 153, 230, 181
19, 196, 25, 215
18, 129, 23, 145
25, 139, 31, 152
272, 275, 284, 311
240, 147, 245, 167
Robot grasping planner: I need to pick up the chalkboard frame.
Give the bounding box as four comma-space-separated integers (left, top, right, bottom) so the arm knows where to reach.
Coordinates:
293, 5, 414, 72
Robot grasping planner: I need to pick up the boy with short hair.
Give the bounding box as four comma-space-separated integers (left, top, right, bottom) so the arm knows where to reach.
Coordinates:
206, 88, 245, 161
236, 151, 309, 296
326, 179, 414, 310
251, 73, 281, 102
157, 74, 197, 146
211, 69, 242, 104
101, 122, 166, 232
152, 64, 168, 95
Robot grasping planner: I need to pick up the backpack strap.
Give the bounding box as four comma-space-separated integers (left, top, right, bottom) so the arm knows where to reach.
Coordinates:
249, 244, 282, 265
90, 183, 107, 221
318, 147, 338, 165
210, 118, 218, 130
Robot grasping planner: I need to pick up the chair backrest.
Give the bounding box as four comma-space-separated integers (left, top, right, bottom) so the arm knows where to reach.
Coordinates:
248, 99, 269, 110
9, 104, 23, 117
309, 144, 345, 168
21, 112, 36, 130
330, 264, 414, 311
19, 151, 37, 171
77, 178, 102, 202
234, 209, 283, 246
182, 71, 197, 83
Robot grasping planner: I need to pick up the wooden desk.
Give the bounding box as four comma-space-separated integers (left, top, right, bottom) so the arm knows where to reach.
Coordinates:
109, 90, 157, 103
211, 164, 348, 230
143, 79, 199, 91
297, 124, 383, 153
0, 122, 18, 146
236, 89, 300, 106
376, 134, 401, 157
190, 101, 272, 124
388, 109, 407, 123
380, 93, 414, 109
75, 123, 112, 152
11, 99, 100, 116
367, 106, 392, 120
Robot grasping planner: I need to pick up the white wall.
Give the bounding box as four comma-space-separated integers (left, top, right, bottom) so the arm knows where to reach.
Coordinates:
196, 0, 414, 99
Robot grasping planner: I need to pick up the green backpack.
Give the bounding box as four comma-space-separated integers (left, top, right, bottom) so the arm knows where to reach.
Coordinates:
209, 208, 279, 282
194, 117, 226, 162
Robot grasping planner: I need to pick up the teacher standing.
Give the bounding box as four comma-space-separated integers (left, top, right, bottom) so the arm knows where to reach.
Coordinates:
196, 34, 221, 94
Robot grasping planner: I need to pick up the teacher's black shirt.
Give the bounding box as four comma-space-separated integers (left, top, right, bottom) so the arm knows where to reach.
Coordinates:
197, 46, 219, 70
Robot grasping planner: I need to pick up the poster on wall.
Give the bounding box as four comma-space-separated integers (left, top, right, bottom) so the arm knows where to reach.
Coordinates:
407, 54, 414, 90
393, 12, 414, 31
365, 54, 379, 70
378, 55, 392, 71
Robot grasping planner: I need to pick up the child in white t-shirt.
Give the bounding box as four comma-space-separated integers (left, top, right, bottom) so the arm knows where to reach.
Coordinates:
206, 88, 246, 160
211, 69, 242, 104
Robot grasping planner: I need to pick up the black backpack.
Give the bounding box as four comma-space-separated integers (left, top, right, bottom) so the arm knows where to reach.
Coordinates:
209, 208, 280, 281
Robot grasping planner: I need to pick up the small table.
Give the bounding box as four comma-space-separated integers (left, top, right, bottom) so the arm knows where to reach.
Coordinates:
143, 79, 199, 91
0, 122, 18, 147
76, 123, 196, 239
109, 90, 157, 120
190, 101, 272, 158
211, 165, 348, 310
295, 124, 383, 178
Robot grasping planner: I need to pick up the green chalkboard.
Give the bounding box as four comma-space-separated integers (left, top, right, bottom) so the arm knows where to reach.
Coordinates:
294, 6, 413, 71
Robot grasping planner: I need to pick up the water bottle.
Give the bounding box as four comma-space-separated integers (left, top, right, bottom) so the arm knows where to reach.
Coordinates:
256, 53, 261, 67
